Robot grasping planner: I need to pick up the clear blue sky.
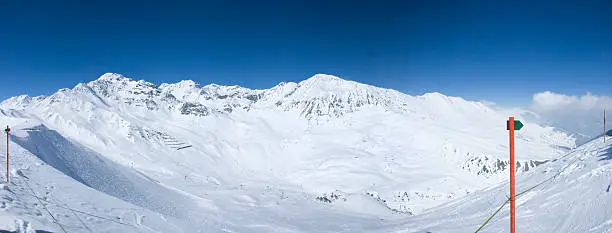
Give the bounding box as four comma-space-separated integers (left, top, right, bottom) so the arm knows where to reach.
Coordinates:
1, 0, 610, 105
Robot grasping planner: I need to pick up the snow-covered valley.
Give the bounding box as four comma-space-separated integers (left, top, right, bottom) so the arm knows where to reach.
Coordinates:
0, 73, 607, 233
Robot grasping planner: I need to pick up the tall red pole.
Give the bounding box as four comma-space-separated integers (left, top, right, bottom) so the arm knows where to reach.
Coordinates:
5, 126, 9, 183
509, 117, 516, 233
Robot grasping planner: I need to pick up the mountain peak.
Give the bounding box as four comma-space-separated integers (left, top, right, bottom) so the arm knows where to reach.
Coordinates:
310, 73, 343, 80
176, 80, 199, 87
420, 92, 450, 100
1, 95, 32, 109
97, 73, 132, 82
300, 74, 346, 85
296, 73, 359, 92
90, 72, 157, 89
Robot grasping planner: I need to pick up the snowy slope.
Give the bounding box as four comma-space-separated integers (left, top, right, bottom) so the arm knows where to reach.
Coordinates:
385, 134, 612, 233
0, 117, 196, 233
0, 73, 578, 232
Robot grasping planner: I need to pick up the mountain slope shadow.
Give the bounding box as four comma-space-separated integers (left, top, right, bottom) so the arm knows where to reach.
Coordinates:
11, 125, 200, 218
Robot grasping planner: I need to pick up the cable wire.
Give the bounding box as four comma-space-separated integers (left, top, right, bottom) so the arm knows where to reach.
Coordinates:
24, 180, 69, 233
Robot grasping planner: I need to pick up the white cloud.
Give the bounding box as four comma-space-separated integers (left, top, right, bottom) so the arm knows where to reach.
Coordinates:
531, 91, 578, 111
528, 91, 612, 139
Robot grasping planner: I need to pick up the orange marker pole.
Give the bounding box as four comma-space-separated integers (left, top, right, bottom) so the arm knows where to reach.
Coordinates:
5, 126, 9, 183
508, 117, 516, 233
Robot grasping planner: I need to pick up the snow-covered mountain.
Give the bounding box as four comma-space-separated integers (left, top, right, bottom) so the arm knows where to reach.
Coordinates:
0, 73, 578, 232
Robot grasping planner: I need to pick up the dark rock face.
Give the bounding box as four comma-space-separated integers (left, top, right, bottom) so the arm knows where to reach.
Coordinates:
245, 94, 263, 102
180, 102, 211, 116
462, 154, 549, 177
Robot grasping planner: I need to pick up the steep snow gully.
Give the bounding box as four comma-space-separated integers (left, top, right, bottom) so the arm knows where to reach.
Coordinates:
0, 73, 605, 232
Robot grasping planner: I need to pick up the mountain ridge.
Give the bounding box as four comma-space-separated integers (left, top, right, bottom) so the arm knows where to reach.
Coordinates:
1, 73, 492, 121
0, 72, 468, 111
0, 73, 575, 176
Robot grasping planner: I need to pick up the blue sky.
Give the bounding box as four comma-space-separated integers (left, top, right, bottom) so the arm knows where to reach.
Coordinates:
0, 0, 610, 105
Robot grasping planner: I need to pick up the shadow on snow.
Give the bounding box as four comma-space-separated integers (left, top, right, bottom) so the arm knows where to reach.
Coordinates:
11, 124, 198, 218
598, 146, 612, 161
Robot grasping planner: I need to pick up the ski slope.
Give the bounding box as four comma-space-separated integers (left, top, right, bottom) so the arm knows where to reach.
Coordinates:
385, 134, 612, 233
0, 123, 191, 232
0, 73, 584, 232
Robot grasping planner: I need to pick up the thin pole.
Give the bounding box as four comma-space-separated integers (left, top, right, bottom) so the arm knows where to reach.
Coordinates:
509, 117, 516, 233
5, 126, 9, 183
604, 109, 606, 143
